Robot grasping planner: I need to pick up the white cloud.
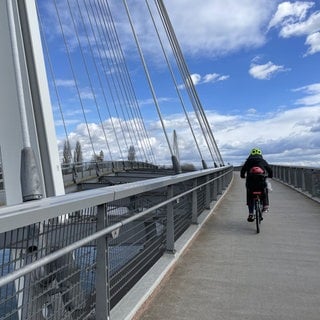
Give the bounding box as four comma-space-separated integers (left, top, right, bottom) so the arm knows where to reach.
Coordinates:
178, 72, 229, 89
268, 1, 314, 30
293, 82, 320, 105
97, 0, 278, 60
138, 97, 173, 106
190, 74, 201, 86
203, 73, 230, 83
212, 106, 320, 166
249, 61, 288, 79
58, 104, 320, 168
279, 11, 320, 38
304, 31, 320, 55
55, 79, 75, 87
267, 1, 320, 55
163, 0, 276, 56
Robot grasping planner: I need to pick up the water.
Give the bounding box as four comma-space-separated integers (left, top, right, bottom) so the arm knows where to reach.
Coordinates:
0, 245, 142, 318
0, 249, 18, 319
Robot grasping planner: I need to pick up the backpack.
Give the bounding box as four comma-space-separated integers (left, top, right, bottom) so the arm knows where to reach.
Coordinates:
246, 166, 266, 190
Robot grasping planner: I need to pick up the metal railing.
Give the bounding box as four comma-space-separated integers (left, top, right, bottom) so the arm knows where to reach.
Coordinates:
0, 166, 232, 319
0, 169, 5, 207
62, 161, 159, 187
270, 165, 320, 200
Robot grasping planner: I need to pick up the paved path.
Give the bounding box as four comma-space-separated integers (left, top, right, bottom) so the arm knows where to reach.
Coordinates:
138, 174, 320, 320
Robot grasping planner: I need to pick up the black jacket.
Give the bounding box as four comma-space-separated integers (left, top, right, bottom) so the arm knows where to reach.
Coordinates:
240, 155, 273, 178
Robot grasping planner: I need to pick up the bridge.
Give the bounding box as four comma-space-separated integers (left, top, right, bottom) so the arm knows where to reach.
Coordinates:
1, 166, 319, 320
0, 1, 320, 320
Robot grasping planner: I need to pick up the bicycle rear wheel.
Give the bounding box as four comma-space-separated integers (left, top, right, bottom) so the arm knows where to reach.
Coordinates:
255, 199, 261, 233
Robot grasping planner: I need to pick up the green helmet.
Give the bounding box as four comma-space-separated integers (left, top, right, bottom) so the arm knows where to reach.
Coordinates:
250, 148, 262, 156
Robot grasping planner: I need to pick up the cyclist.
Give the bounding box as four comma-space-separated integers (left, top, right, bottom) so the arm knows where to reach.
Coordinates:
240, 148, 273, 222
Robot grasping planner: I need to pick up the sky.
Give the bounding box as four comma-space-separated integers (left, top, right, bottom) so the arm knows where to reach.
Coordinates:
38, 0, 320, 167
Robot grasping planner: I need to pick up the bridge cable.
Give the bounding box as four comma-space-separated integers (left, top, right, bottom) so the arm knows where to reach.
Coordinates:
96, 0, 146, 163
66, 0, 114, 161
145, 0, 205, 165
155, 0, 217, 166
88, 1, 130, 160
91, 1, 137, 160
89, 0, 154, 163
156, 0, 224, 166
93, 0, 152, 163
84, 0, 128, 161
52, 0, 97, 159
100, 1, 157, 164
122, 0, 174, 158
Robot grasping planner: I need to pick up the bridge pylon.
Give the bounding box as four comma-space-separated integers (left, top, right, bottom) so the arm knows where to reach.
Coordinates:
0, 0, 64, 205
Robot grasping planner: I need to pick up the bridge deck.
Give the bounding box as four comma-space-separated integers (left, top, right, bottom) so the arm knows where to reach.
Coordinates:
137, 174, 320, 320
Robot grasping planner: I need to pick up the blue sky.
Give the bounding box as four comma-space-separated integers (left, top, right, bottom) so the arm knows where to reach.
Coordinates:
38, 1, 320, 167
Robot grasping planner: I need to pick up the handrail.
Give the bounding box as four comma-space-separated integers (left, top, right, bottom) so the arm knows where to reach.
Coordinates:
0, 167, 231, 233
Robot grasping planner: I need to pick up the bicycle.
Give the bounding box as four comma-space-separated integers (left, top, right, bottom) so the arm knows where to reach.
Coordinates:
252, 191, 263, 233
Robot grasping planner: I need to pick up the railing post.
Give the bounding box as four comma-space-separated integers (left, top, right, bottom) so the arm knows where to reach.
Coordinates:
95, 203, 110, 319
205, 175, 210, 209
166, 185, 175, 253
213, 172, 218, 201
192, 179, 198, 224
302, 169, 306, 191
217, 173, 222, 195
221, 170, 226, 190
293, 168, 298, 187
311, 170, 319, 197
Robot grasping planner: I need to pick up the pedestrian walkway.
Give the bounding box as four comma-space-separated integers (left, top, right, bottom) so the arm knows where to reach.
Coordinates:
137, 174, 320, 320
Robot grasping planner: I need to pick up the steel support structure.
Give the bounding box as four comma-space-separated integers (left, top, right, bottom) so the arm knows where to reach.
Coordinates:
0, 0, 64, 205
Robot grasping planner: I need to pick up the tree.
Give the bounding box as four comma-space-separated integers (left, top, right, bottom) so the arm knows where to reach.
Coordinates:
62, 140, 72, 165
128, 145, 136, 161
73, 140, 83, 164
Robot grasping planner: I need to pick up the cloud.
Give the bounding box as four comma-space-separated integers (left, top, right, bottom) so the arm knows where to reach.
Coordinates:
202, 73, 230, 83
249, 60, 288, 79
178, 72, 229, 89
94, 0, 278, 60
163, 0, 276, 57
268, 1, 314, 30
293, 82, 320, 106
55, 79, 75, 87
212, 105, 320, 166
138, 97, 173, 106
268, 1, 320, 55
57, 103, 320, 168
305, 31, 320, 55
